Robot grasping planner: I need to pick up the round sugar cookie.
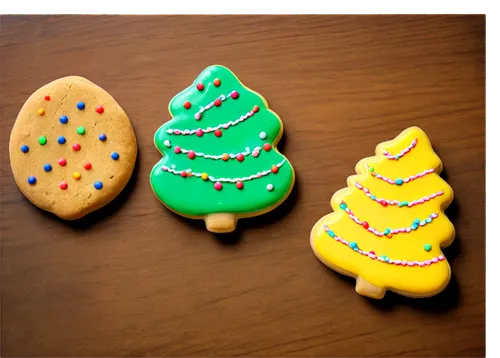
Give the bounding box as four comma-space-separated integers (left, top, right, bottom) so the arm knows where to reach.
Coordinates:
9, 76, 137, 220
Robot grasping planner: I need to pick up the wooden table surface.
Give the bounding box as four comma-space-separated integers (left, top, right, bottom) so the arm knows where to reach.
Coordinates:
0, 15, 485, 357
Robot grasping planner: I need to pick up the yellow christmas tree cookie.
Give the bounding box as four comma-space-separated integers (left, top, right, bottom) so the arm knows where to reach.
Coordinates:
310, 127, 455, 299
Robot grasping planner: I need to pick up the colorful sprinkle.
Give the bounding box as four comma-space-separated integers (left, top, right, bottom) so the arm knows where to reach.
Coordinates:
252, 150, 259, 157
201, 173, 209, 181
236, 154, 244, 162
380, 200, 388, 207
196, 129, 203, 137
236, 181, 244, 189
174, 146, 181, 154
271, 165, 279, 174
76, 126, 85, 135
163, 140, 171, 147
28, 176, 37, 185
59, 182, 68, 190
184, 101, 191, 109
72, 143, 81, 151
213, 78, 221, 87
369, 166, 375, 173
214, 129, 222, 137
37, 109, 45, 116
214, 182, 222, 190
395, 178, 403, 185
94, 181, 103, 190
196, 83, 204, 91
231, 91, 239, 99
77, 102, 85, 110
58, 158, 67, 166
59, 115, 68, 124
349, 242, 358, 249
424, 244, 432, 251
214, 99, 222, 107
44, 95, 51, 101
111, 152, 120, 160
398, 201, 408, 207
339, 203, 347, 210
370, 194, 376, 200
180, 170, 187, 177
84, 161, 92, 170
73, 172, 81, 180
57, 136, 66, 144
362, 222, 369, 229
95, 105, 104, 114
38, 136, 47, 145
222, 153, 229, 161
20, 145, 29, 153
263, 143, 271, 151
253, 105, 259, 113
44, 164, 52, 172
194, 113, 202, 120
99, 133, 107, 141
259, 132, 267, 139
266, 184, 274, 191
187, 151, 195, 159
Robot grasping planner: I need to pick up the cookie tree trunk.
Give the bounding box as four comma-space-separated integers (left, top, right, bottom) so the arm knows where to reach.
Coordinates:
204, 213, 238, 233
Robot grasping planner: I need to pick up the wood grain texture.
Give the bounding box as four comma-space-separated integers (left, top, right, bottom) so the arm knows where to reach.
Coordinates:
0, 15, 485, 357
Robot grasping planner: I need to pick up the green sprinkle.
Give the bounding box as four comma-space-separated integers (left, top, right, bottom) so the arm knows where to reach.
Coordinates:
384, 228, 391, 235
339, 203, 347, 210
411, 224, 418, 230
369, 166, 375, 173
413, 218, 421, 225
424, 244, 432, 251
349, 242, 357, 249
77, 126, 86, 135
398, 201, 408, 207
384, 257, 390, 262
395, 155, 400, 160
38, 136, 47, 145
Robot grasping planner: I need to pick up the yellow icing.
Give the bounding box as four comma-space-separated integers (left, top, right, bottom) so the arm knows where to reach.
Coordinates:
310, 127, 455, 298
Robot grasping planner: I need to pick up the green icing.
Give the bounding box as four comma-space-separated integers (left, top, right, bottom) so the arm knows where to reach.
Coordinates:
150, 65, 294, 217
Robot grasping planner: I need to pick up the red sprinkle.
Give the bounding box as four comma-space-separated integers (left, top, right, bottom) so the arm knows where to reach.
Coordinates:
44, 95, 51, 101
231, 91, 239, 99
214, 181, 222, 190
214, 99, 222, 107
196, 83, 204, 91
236, 154, 244, 162
236, 181, 244, 189
271, 165, 279, 174
213, 78, 221, 87
58, 158, 67, 166
263, 143, 271, 151
214, 129, 222, 137
184, 101, 191, 109
95, 105, 104, 114
253, 105, 259, 113
174, 146, 181, 154
72, 143, 81, 151
187, 150, 195, 159
381, 200, 388, 207
84, 161, 92, 170
180, 171, 187, 177
59, 182, 68, 190
362, 222, 369, 229
196, 129, 203, 137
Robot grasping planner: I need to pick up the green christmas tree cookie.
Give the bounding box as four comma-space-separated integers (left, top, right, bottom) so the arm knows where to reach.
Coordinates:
150, 65, 295, 233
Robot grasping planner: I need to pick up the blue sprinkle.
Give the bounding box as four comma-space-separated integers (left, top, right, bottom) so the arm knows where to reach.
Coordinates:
411, 224, 418, 230
111, 152, 119, 160
413, 218, 421, 225
57, 136, 66, 144
384, 228, 391, 235
328, 230, 335, 237
77, 101, 85, 110
94, 181, 103, 190
28, 176, 36, 185
426, 218, 432, 223
395, 155, 400, 160
354, 247, 359, 251
349, 242, 357, 249
395, 178, 404, 185
43, 164, 52, 172
384, 257, 390, 262
370, 194, 376, 200
20, 145, 29, 153
59, 115, 68, 124
99, 133, 107, 141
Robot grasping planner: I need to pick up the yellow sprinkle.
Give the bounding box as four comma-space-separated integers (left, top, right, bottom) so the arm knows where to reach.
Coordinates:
38, 108, 45, 116
201, 173, 208, 180
73, 172, 81, 180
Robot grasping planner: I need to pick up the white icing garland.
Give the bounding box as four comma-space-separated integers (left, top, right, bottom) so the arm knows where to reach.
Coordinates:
195, 91, 236, 119
175, 145, 262, 160
383, 139, 418, 160
166, 107, 256, 136
161, 159, 286, 183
